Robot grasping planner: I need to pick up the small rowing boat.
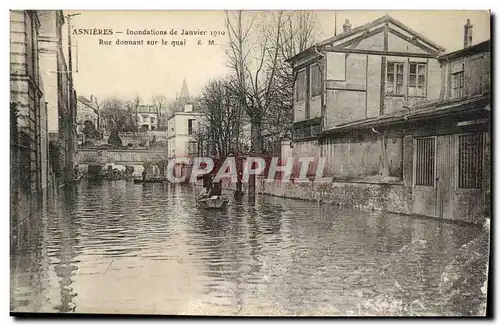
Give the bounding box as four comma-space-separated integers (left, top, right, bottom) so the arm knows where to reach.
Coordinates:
197, 196, 229, 209
133, 178, 167, 184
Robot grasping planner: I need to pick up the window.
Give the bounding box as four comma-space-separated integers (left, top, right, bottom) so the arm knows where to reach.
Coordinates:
150, 117, 155, 123
310, 64, 322, 97
187, 141, 197, 156
458, 133, 483, 189
415, 138, 435, 186
188, 119, 194, 135
387, 62, 427, 97
409, 63, 426, 97
295, 69, 306, 102
386, 62, 405, 95
451, 71, 465, 99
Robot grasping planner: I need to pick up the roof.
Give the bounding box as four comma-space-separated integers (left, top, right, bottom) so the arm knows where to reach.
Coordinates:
439, 39, 491, 61
77, 97, 97, 112
137, 105, 155, 113
77, 95, 92, 104
287, 14, 446, 63
320, 94, 490, 136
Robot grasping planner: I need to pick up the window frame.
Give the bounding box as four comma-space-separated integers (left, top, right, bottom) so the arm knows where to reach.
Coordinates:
386, 61, 406, 96
414, 136, 436, 187
310, 63, 322, 98
187, 119, 194, 135
451, 70, 465, 99
457, 133, 484, 190
187, 141, 197, 156
294, 68, 307, 103
408, 62, 427, 98
386, 61, 428, 98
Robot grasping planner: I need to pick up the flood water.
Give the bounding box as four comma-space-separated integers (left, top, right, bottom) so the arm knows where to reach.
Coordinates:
10, 180, 482, 316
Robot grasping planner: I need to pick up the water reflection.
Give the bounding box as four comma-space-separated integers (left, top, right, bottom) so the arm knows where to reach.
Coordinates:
11, 180, 482, 315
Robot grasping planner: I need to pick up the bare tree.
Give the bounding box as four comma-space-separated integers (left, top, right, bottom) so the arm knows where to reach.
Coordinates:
197, 78, 243, 158
124, 95, 141, 133
225, 11, 319, 154
225, 10, 256, 154
100, 97, 127, 132
152, 95, 168, 129
264, 11, 319, 146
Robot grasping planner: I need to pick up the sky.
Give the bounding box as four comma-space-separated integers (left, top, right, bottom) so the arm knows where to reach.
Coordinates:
64, 10, 490, 104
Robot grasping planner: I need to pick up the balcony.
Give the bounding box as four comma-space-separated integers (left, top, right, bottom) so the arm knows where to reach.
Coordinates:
293, 117, 322, 140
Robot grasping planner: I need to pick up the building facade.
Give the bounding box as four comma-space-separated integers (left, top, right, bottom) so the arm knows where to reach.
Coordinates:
287, 16, 490, 223
167, 111, 203, 158
10, 11, 44, 200
166, 80, 203, 158
38, 9, 76, 185
136, 105, 158, 131
76, 95, 99, 143
10, 10, 77, 225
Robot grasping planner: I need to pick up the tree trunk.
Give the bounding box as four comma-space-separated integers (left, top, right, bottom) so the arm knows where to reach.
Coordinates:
249, 116, 263, 194
251, 118, 263, 154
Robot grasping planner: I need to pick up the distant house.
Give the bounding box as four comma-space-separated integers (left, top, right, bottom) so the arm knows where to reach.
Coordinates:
136, 105, 158, 131
287, 15, 490, 223
166, 80, 203, 158
76, 95, 99, 140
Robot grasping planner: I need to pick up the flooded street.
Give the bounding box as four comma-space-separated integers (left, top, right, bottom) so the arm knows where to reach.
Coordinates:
10, 180, 482, 316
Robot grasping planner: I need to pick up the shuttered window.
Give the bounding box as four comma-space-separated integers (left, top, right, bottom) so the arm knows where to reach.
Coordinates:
415, 138, 435, 186
451, 71, 464, 99
187, 141, 197, 156
458, 133, 483, 189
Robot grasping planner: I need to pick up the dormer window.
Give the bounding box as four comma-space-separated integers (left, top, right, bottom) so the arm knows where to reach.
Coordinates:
451, 70, 465, 99
450, 59, 465, 99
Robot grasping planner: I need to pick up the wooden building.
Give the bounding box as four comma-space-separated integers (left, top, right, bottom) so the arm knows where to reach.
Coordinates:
287, 15, 490, 223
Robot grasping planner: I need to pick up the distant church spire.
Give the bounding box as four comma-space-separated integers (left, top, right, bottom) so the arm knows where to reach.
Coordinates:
179, 79, 190, 102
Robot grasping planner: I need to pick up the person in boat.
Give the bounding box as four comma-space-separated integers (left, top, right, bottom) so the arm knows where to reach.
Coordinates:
198, 173, 212, 200
208, 180, 222, 198
73, 165, 81, 180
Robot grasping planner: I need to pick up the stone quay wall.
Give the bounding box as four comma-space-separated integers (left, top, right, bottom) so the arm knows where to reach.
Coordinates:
218, 177, 413, 216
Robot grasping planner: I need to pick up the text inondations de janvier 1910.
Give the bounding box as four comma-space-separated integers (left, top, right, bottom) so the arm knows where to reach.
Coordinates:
72, 27, 226, 48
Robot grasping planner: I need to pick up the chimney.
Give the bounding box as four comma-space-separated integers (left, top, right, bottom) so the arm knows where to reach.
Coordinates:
464, 18, 473, 48
90, 95, 93, 102
343, 19, 352, 33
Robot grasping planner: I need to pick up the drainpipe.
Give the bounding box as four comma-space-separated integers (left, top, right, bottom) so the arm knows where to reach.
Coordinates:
314, 45, 325, 58
314, 45, 325, 131
403, 104, 411, 120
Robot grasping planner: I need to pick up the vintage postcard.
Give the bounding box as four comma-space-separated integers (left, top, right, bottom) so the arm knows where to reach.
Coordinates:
9, 10, 491, 316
